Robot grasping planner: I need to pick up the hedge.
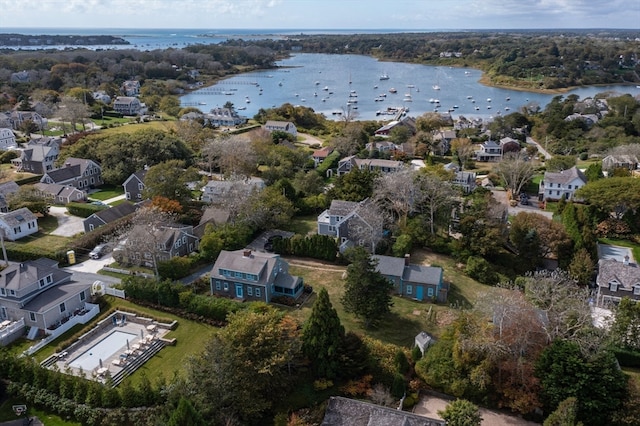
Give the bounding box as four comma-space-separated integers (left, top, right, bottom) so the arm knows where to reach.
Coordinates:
66, 202, 107, 218
613, 348, 640, 368
273, 234, 338, 262
14, 174, 43, 185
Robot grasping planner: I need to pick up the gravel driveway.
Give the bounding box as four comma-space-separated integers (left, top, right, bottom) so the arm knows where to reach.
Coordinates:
49, 206, 85, 237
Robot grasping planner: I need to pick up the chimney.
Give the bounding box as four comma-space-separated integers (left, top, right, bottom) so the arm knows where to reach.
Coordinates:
404, 254, 410, 266
65, 162, 71, 167
243, 250, 252, 258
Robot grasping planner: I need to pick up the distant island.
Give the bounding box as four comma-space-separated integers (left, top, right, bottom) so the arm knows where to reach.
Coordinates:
0, 33, 129, 46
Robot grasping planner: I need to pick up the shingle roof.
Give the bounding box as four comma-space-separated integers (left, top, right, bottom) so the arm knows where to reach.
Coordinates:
329, 200, 359, 216
543, 166, 587, 186
598, 258, 640, 290
211, 249, 277, 282
0, 207, 36, 227
0, 258, 70, 292
403, 264, 442, 285
91, 202, 137, 224
373, 255, 406, 278
321, 396, 445, 426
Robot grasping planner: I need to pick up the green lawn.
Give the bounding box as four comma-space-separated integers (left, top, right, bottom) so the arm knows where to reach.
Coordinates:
283, 214, 319, 236
285, 249, 499, 348
89, 184, 124, 201
4, 232, 70, 254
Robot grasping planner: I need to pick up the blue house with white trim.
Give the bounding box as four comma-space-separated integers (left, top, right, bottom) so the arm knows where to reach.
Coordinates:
373, 254, 447, 302
209, 249, 304, 302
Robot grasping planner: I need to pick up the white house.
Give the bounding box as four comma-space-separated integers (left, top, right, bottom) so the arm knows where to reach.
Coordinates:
0, 207, 38, 240
0, 128, 17, 150
264, 120, 298, 137
538, 166, 587, 201
112, 96, 142, 116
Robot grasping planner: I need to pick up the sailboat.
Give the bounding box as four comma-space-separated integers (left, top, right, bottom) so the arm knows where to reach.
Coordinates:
433, 69, 441, 90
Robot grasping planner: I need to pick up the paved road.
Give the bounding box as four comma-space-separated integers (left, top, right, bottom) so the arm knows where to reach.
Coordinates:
526, 136, 552, 160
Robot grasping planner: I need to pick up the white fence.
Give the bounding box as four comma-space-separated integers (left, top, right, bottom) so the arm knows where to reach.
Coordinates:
25, 303, 100, 356
105, 287, 126, 299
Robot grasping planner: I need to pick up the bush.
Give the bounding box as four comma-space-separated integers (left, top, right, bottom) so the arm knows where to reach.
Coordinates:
271, 295, 296, 306
392, 234, 413, 257
465, 256, 498, 285
274, 234, 338, 262
157, 256, 197, 280
613, 348, 640, 368
66, 202, 106, 218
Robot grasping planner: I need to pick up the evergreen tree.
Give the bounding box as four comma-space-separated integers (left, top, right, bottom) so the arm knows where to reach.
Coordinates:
437, 399, 483, 426
167, 397, 205, 426
302, 288, 345, 379
341, 247, 394, 328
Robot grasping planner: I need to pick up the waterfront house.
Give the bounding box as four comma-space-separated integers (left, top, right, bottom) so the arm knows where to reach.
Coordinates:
264, 120, 298, 138
112, 96, 142, 116
204, 108, 247, 127
210, 249, 303, 302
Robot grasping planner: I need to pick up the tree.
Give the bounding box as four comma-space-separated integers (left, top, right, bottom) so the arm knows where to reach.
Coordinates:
302, 288, 345, 379
451, 138, 475, 170
568, 248, 595, 286
143, 160, 199, 205
341, 247, 393, 328
414, 171, 457, 235
544, 397, 583, 426
494, 152, 536, 196
7, 185, 49, 216
167, 397, 205, 426
57, 95, 91, 134
535, 340, 627, 426
437, 399, 483, 426
509, 212, 572, 267
610, 297, 640, 351
240, 185, 296, 230
327, 167, 376, 202
373, 169, 416, 228
575, 177, 640, 219
202, 134, 257, 178
545, 155, 577, 172
184, 307, 300, 424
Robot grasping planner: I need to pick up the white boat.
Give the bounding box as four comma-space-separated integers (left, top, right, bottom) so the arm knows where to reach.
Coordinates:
380, 73, 390, 80
323, 86, 329, 91
389, 88, 397, 93
475, 106, 480, 111
198, 102, 207, 105
466, 95, 473, 99
505, 107, 510, 111
407, 84, 415, 88
487, 98, 492, 102
429, 98, 435, 103
432, 85, 441, 90
315, 81, 320, 85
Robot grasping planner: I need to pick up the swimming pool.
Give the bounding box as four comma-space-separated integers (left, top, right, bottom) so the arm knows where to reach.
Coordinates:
68, 330, 137, 371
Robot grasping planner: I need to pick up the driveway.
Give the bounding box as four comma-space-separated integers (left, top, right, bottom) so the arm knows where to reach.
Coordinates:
491, 189, 553, 220
66, 253, 114, 274
414, 394, 539, 426
49, 206, 85, 237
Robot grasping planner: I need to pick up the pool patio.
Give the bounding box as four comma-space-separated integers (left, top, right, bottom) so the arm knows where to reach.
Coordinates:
42, 311, 175, 386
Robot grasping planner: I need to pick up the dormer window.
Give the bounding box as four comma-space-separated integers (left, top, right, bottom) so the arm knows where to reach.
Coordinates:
610, 282, 619, 292
634, 285, 640, 296
39, 279, 45, 288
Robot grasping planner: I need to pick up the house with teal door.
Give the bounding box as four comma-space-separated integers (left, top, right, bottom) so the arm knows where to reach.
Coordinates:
373, 254, 448, 303
210, 249, 304, 303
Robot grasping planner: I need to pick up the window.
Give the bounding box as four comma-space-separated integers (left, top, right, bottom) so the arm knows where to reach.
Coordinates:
428, 287, 434, 297
80, 291, 86, 301
9, 290, 15, 296
138, 183, 144, 190
89, 224, 94, 231
39, 279, 45, 288
59, 303, 66, 313
255, 288, 261, 298
610, 282, 619, 292
29, 312, 35, 322
634, 286, 640, 296
0, 288, 4, 296
235, 271, 243, 278
223, 282, 229, 291
46, 276, 52, 283
215, 280, 221, 290
568, 184, 572, 189
556, 191, 560, 196
247, 287, 253, 296
406, 285, 413, 295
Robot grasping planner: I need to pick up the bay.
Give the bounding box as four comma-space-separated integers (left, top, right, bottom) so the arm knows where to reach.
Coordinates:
180, 53, 640, 122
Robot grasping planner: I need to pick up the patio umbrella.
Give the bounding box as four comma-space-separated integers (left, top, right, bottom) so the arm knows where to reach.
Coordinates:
126, 339, 130, 350
141, 329, 144, 339
99, 358, 103, 368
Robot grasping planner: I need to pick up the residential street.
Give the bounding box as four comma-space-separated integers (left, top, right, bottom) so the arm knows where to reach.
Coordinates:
526, 136, 552, 160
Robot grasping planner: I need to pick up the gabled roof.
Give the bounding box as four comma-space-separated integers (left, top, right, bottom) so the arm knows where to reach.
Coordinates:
35, 182, 85, 199
312, 146, 334, 158
598, 258, 640, 290
322, 396, 445, 426
44, 164, 82, 183
328, 200, 359, 217
0, 207, 37, 227
403, 264, 442, 285
124, 170, 147, 185
211, 249, 278, 282
0, 181, 19, 197
90, 202, 137, 225
22, 281, 90, 313
373, 254, 406, 278
543, 166, 587, 185
0, 258, 69, 292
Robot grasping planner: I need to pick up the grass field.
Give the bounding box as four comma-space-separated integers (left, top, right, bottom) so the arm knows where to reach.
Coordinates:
97, 121, 175, 136
88, 184, 124, 201
285, 249, 499, 347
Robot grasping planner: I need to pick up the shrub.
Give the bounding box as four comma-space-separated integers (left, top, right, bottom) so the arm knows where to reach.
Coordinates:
66, 202, 106, 218
465, 256, 498, 285
271, 295, 296, 306
157, 256, 197, 280
392, 234, 413, 257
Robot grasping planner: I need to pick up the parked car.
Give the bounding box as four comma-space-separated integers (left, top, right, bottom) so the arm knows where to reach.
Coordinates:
89, 243, 108, 259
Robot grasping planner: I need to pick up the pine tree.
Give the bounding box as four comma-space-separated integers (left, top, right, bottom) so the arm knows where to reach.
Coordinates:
167, 397, 205, 426
341, 247, 394, 328
302, 288, 345, 379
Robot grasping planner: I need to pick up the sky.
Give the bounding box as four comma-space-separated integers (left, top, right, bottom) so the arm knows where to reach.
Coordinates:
0, 0, 638, 30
